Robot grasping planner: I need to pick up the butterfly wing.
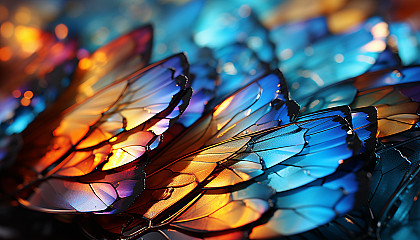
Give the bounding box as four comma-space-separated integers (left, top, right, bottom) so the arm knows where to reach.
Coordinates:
10, 53, 192, 213
128, 169, 367, 239
351, 82, 419, 138
250, 170, 367, 238
88, 105, 364, 238
351, 107, 378, 153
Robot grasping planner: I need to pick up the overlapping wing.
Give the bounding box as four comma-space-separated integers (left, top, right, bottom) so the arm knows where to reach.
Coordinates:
88, 104, 365, 239
297, 67, 420, 139
351, 82, 419, 138
131, 169, 366, 240
11, 53, 192, 213
147, 70, 296, 169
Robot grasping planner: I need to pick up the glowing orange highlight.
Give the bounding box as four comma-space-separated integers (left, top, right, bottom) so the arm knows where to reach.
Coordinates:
0, 47, 12, 61
214, 96, 234, 117
345, 217, 355, 224
94, 51, 107, 63
51, 43, 64, 54
217, 123, 237, 138
15, 7, 31, 24
14, 25, 42, 54
24, 64, 37, 75
21, 97, 31, 106
12, 90, 21, 98
24, 91, 33, 99
15, 26, 40, 42
55, 24, 68, 39
1, 21, 14, 38
78, 58, 92, 70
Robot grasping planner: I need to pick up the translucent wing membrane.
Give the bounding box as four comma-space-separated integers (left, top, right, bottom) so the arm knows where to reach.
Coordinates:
296, 105, 352, 123
297, 82, 357, 114
250, 170, 367, 239
19, 164, 146, 213
177, 53, 217, 128
351, 107, 378, 153
203, 124, 307, 188
352, 66, 420, 91
1, 3, 402, 239
351, 83, 419, 138
259, 114, 360, 193
147, 70, 295, 168
372, 134, 420, 230
127, 170, 366, 240
171, 182, 274, 233
289, 131, 419, 240
20, 53, 190, 174
124, 70, 298, 219
10, 53, 192, 213
297, 66, 419, 139
89, 104, 363, 238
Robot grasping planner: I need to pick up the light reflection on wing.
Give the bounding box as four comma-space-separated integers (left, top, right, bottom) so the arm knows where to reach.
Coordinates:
11, 53, 192, 213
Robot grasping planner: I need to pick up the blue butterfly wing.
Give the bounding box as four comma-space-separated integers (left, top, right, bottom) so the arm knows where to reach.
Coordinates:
296, 105, 353, 123
251, 170, 368, 238
294, 66, 420, 115
351, 107, 378, 153
297, 82, 357, 114
149, 109, 363, 237
175, 50, 218, 128
372, 134, 420, 220
372, 132, 420, 239
138, 171, 367, 239
259, 113, 361, 193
